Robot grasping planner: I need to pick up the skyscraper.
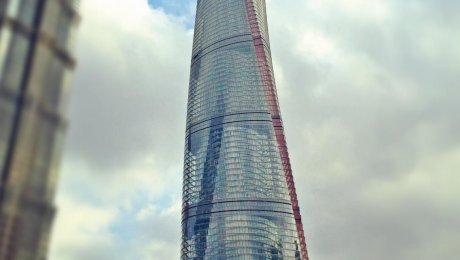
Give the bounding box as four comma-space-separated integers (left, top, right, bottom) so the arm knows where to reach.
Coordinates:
0, 0, 79, 259
182, 0, 309, 259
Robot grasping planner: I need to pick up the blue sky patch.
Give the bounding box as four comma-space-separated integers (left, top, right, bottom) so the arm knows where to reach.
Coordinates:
148, 0, 196, 28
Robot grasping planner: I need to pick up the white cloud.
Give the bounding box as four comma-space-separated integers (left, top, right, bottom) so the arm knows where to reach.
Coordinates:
49, 195, 116, 259
337, 0, 391, 20
297, 29, 338, 62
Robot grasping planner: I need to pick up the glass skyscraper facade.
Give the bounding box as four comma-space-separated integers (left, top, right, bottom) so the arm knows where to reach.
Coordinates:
182, 0, 309, 259
0, 0, 79, 259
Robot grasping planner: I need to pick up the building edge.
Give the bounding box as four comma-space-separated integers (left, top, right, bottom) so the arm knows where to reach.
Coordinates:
244, 0, 310, 259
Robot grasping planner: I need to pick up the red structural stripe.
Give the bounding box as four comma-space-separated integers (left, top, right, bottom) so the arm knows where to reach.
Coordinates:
244, 1, 309, 259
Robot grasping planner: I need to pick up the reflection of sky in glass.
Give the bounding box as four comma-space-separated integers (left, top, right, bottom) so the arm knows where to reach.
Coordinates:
181, 0, 304, 258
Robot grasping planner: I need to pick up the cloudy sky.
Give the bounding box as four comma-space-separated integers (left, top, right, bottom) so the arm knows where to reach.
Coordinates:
49, 0, 460, 259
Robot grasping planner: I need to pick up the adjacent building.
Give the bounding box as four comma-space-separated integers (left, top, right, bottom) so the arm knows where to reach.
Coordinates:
182, 0, 309, 259
0, 0, 79, 259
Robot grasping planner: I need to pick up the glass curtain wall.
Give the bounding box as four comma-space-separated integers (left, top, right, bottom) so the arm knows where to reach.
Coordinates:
182, 0, 308, 259
0, 1, 79, 259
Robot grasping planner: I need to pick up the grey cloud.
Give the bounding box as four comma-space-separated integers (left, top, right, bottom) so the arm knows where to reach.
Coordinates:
267, 0, 460, 259
65, 8, 192, 172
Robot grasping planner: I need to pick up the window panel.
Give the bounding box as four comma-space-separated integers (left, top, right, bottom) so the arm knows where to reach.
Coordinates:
18, 0, 38, 27
0, 27, 13, 80
1, 32, 29, 92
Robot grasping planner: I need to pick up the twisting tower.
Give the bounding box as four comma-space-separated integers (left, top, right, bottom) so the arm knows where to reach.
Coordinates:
182, 0, 309, 259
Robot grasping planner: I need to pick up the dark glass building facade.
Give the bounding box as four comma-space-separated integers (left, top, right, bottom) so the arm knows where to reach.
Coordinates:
0, 0, 79, 259
182, 0, 309, 259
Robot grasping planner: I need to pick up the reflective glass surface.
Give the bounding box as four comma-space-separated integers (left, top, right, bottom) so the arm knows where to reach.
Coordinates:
182, 0, 303, 259
0, 0, 79, 258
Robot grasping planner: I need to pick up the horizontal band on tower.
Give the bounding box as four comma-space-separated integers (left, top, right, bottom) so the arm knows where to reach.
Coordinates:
183, 198, 292, 212
187, 111, 270, 129
191, 35, 271, 67
182, 208, 294, 223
